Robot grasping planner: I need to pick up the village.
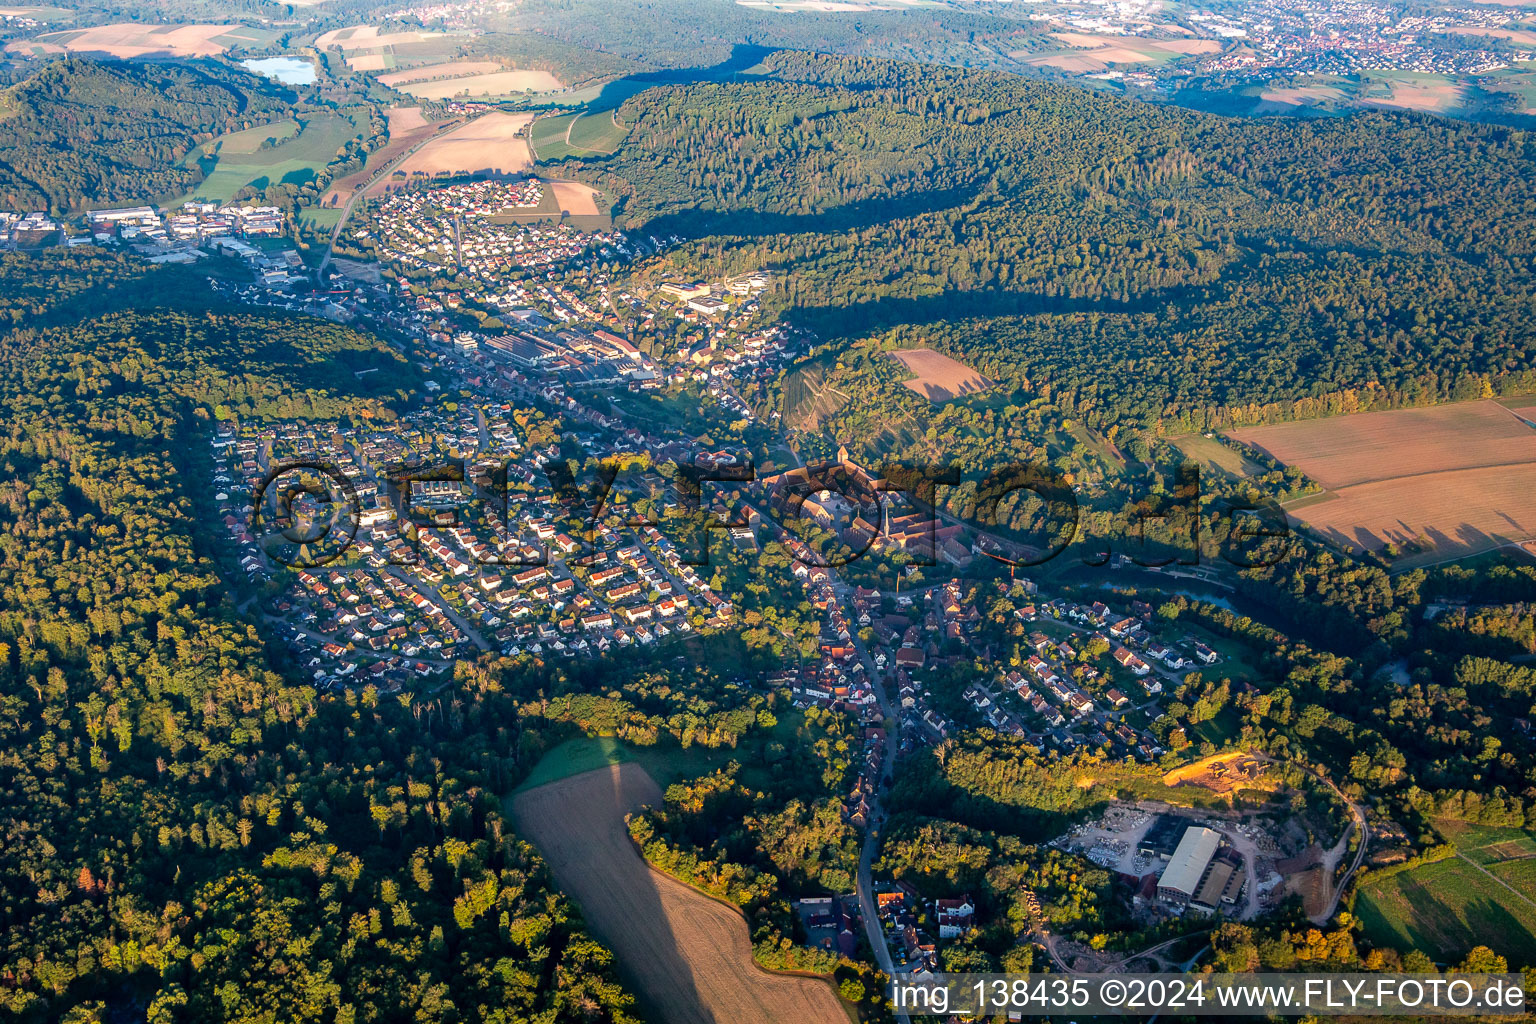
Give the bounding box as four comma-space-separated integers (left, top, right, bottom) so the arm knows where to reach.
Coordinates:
83, 168, 1285, 982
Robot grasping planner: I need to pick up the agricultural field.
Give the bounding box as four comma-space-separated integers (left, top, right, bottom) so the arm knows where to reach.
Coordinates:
376, 60, 503, 84
0, 6, 71, 23
567, 110, 628, 153
347, 53, 391, 71
314, 24, 448, 50
1355, 856, 1536, 966
530, 110, 628, 161
529, 112, 581, 161
1492, 858, 1536, 893
6, 22, 273, 57
1363, 75, 1468, 114
549, 180, 603, 216
1445, 25, 1536, 46
178, 112, 366, 204
510, 763, 847, 1024
319, 106, 451, 207
392, 111, 533, 179
1230, 400, 1536, 564
1434, 818, 1536, 865
1257, 84, 1350, 109
1019, 32, 1220, 72
888, 347, 993, 402
380, 63, 564, 99
1167, 433, 1267, 480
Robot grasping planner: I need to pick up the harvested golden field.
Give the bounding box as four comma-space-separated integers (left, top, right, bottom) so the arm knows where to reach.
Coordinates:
392, 69, 564, 99
1366, 81, 1466, 113
316, 24, 448, 49
386, 105, 429, 133
1231, 401, 1536, 561
9, 23, 247, 57
511, 764, 846, 1024
1024, 32, 1219, 70
346, 53, 389, 71
393, 111, 533, 178
321, 106, 451, 205
889, 347, 993, 402
378, 60, 502, 84
550, 181, 601, 215
1260, 85, 1348, 106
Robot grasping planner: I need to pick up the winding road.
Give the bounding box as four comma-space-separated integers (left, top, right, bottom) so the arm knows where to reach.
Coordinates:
1307, 768, 1370, 925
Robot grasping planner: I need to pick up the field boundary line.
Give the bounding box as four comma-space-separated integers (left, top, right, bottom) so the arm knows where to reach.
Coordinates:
1457, 851, 1536, 913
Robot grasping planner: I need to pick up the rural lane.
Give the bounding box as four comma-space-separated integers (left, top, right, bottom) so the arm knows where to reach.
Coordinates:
1308, 769, 1370, 925
1456, 852, 1536, 912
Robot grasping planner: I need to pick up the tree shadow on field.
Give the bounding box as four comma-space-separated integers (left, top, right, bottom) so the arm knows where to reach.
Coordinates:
513, 764, 716, 1023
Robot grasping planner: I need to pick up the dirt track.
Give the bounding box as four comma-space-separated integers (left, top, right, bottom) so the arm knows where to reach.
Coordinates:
511, 763, 846, 1024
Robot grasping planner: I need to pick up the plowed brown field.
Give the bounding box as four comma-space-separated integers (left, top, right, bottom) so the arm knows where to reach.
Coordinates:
511, 764, 846, 1024
889, 347, 992, 402
1230, 400, 1536, 561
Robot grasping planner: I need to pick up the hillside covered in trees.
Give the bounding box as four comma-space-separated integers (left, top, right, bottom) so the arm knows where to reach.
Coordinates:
589, 52, 1536, 437
0, 58, 294, 213
0, 251, 647, 1023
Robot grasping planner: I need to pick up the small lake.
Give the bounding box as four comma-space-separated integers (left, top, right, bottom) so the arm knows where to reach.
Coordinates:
242, 57, 316, 86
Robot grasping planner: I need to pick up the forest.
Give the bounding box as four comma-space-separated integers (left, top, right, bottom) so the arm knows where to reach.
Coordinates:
0, 251, 658, 1023
0, 59, 299, 213
576, 51, 1536, 444
494, 0, 1047, 75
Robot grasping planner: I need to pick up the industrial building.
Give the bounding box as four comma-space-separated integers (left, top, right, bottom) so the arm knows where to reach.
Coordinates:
1138, 814, 1188, 861
1190, 853, 1247, 914
1156, 826, 1222, 904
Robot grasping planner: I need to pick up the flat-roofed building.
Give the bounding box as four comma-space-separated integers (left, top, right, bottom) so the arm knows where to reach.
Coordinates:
1157, 826, 1221, 904
1190, 857, 1236, 913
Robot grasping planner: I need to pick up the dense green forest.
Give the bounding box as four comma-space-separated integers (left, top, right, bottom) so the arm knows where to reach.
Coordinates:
0, 251, 657, 1022
580, 52, 1536, 442
0, 59, 296, 213
497, 0, 1044, 74
453, 33, 650, 90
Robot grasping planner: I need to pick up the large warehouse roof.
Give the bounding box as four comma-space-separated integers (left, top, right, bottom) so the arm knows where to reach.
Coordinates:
1158, 826, 1222, 897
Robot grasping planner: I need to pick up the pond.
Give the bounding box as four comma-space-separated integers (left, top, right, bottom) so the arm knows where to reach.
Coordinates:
242, 56, 317, 86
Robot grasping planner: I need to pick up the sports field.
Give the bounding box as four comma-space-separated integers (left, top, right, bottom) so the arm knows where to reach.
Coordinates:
1230, 400, 1536, 562
1355, 856, 1536, 966
510, 763, 846, 1024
